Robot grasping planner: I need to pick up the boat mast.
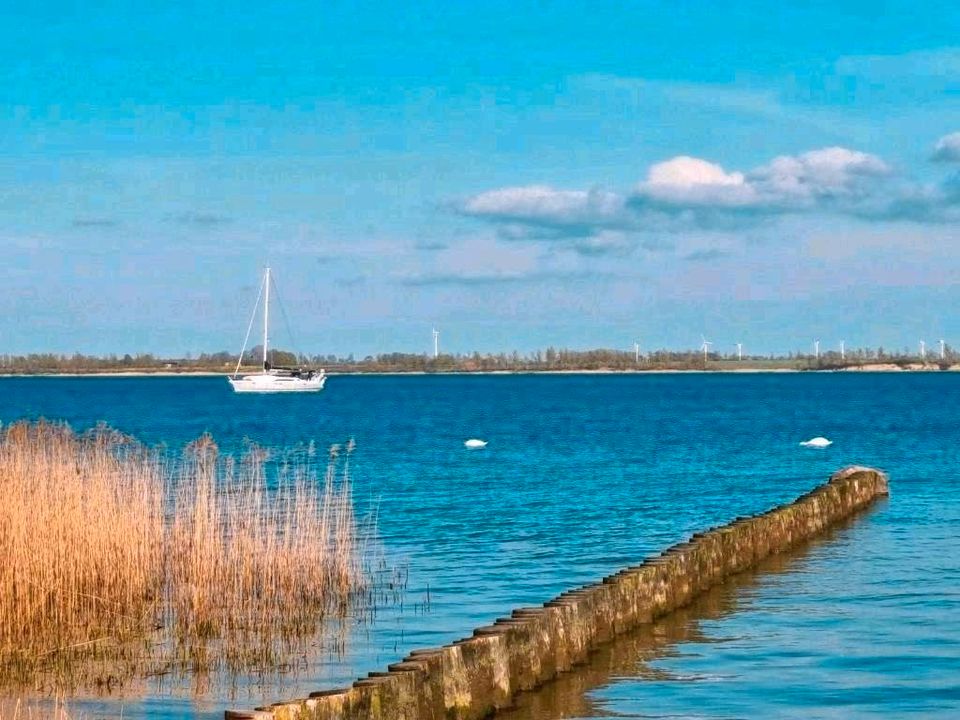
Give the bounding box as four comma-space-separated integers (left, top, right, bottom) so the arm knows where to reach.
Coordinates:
263, 267, 270, 371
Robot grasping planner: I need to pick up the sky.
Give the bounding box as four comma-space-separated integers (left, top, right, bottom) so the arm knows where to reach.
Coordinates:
3, 1, 960, 357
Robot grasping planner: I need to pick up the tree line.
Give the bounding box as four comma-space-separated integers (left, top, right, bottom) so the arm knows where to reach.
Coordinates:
0, 343, 955, 374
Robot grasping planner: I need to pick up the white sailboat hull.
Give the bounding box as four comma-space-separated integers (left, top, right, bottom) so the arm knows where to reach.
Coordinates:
229, 267, 327, 394
228, 372, 327, 393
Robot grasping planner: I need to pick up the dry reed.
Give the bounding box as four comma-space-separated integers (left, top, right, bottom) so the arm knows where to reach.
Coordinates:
0, 421, 369, 693
0, 695, 78, 719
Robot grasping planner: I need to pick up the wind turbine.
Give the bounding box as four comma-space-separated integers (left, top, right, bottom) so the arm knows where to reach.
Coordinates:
814, 339, 820, 361
634, 342, 640, 364
840, 340, 845, 361
920, 340, 926, 361
700, 335, 712, 364
736, 342, 743, 361
432, 328, 440, 358
940, 339, 946, 360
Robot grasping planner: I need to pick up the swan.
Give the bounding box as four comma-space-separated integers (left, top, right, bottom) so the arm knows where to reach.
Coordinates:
800, 436, 832, 448
464, 439, 488, 449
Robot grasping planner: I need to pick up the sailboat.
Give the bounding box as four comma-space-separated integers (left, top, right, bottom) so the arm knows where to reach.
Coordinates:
228, 268, 327, 393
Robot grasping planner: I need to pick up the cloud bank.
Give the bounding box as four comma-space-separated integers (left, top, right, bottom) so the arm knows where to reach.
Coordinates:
459, 139, 960, 245
631, 147, 890, 219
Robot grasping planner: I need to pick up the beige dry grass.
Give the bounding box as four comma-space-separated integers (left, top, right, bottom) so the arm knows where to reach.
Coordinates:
0, 420, 368, 694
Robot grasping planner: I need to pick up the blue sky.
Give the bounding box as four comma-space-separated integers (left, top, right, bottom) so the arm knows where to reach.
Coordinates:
3, 1, 960, 356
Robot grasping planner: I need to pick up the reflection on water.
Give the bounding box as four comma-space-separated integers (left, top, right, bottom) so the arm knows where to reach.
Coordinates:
496, 515, 873, 720
499, 491, 960, 720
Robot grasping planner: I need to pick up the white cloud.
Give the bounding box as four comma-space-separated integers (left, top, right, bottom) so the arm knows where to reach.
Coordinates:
633, 147, 889, 213
752, 147, 890, 204
646, 156, 746, 188
460, 142, 954, 243
461, 185, 622, 230
932, 132, 960, 162
635, 156, 756, 207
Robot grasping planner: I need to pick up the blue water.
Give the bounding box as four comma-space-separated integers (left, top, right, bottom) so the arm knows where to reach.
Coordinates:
1, 373, 958, 718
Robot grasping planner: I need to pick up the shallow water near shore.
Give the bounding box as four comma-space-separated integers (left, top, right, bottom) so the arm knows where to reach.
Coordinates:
1, 373, 958, 718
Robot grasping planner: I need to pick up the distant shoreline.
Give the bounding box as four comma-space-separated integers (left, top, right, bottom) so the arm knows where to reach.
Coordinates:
1, 363, 957, 378
0, 371, 225, 378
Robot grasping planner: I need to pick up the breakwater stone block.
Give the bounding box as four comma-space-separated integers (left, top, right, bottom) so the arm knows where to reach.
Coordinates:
227, 466, 888, 720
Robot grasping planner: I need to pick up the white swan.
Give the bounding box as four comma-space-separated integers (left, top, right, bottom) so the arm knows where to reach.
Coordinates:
464, 439, 488, 449
800, 436, 833, 448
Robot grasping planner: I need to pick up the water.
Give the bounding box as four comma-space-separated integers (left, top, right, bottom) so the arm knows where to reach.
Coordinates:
1, 373, 958, 718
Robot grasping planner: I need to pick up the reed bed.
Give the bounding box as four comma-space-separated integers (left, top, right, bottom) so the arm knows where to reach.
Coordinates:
0, 421, 369, 693
0, 696, 78, 719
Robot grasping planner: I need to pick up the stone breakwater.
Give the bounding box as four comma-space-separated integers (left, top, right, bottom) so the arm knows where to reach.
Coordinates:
226, 466, 889, 720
